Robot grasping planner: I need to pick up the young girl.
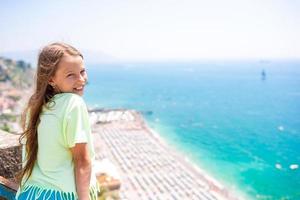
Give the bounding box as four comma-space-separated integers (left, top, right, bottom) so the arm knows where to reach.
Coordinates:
15, 42, 100, 200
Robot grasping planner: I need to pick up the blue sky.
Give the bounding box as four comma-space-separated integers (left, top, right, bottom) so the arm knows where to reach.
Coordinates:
0, 0, 299, 61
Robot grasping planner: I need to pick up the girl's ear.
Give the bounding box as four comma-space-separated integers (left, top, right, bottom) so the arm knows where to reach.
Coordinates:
48, 77, 55, 87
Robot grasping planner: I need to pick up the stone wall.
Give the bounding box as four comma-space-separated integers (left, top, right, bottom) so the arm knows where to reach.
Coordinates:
0, 130, 21, 181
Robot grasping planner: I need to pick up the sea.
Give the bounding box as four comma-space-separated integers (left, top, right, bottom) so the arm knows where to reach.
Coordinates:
83, 60, 300, 200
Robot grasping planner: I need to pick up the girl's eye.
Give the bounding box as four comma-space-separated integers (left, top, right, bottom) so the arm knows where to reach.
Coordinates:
67, 73, 74, 77
80, 69, 86, 74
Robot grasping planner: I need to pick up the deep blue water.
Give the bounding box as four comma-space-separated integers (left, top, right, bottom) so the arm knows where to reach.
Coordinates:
84, 61, 300, 200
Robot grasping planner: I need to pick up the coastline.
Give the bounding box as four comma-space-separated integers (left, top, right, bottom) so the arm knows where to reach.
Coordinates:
90, 108, 246, 200
145, 122, 251, 200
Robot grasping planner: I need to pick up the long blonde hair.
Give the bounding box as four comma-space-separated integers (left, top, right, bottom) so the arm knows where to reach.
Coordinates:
18, 42, 83, 185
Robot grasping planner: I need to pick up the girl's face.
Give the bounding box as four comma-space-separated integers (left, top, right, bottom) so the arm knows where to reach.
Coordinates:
49, 55, 87, 96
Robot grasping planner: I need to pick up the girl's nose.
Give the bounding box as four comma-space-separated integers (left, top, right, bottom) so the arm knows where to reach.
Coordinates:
79, 74, 86, 83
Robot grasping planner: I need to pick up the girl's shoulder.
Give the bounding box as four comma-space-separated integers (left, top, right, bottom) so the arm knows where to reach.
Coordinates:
54, 93, 85, 105
47, 93, 87, 113
61, 93, 87, 110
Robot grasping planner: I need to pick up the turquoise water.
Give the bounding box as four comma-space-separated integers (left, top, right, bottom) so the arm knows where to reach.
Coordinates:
84, 61, 300, 200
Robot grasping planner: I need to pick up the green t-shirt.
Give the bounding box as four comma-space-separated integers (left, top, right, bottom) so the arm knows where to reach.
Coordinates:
16, 93, 99, 199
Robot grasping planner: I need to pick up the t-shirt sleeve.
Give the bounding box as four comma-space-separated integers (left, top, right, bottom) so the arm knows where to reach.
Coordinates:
63, 95, 91, 148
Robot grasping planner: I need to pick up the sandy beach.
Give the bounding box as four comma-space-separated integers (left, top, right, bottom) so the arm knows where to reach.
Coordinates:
90, 109, 243, 200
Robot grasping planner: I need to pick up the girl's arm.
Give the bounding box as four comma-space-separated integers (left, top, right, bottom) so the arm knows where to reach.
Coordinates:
71, 143, 91, 200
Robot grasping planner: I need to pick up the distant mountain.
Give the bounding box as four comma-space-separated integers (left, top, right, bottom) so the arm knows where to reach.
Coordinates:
0, 49, 119, 67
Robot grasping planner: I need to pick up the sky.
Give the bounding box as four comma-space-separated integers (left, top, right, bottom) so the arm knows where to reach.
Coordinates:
0, 0, 299, 61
